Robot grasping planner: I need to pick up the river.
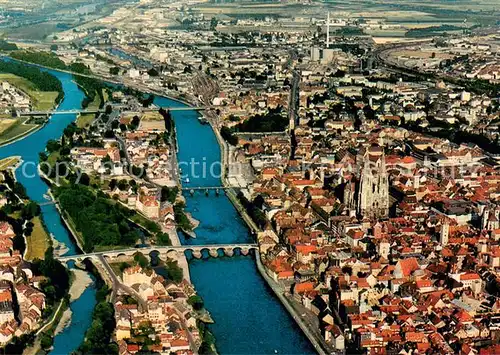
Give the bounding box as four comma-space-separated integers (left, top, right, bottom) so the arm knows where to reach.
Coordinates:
0, 63, 314, 354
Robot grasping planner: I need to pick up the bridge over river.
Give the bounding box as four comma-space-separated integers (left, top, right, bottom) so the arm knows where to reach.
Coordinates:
56, 243, 258, 263
18, 106, 207, 116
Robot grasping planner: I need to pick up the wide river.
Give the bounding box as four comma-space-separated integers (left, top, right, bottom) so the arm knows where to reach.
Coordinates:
0, 64, 314, 354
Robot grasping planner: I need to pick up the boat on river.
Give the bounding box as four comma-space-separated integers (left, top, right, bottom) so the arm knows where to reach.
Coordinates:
198, 115, 208, 124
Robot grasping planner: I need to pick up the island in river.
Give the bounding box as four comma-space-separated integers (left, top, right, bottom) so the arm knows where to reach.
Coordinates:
0, 57, 315, 355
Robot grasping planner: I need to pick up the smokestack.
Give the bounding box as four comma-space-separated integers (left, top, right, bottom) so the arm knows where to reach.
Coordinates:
326, 12, 330, 48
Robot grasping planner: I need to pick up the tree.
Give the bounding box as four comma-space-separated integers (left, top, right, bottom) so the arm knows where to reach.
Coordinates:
109, 179, 117, 191
21, 202, 40, 220
130, 115, 140, 130
187, 295, 204, 311
55, 184, 140, 252
147, 68, 159, 76
134, 253, 149, 269
0, 40, 18, 51
102, 154, 112, 164
159, 108, 173, 133
119, 262, 131, 272
210, 17, 218, 30
79, 173, 90, 186
220, 126, 238, 146
161, 186, 178, 203
40, 333, 53, 350
156, 232, 171, 246
109, 66, 120, 75
78, 301, 116, 354
32, 247, 70, 304
46, 139, 61, 153
164, 259, 183, 283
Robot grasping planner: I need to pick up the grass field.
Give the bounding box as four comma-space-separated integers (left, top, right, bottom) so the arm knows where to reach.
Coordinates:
25, 216, 50, 261
0, 156, 20, 170
47, 151, 61, 166
76, 90, 102, 128
0, 118, 18, 135
0, 73, 59, 111
0, 118, 38, 145
76, 113, 96, 128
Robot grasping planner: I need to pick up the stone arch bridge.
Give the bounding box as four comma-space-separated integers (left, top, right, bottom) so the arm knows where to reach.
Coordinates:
56, 243, 259, 263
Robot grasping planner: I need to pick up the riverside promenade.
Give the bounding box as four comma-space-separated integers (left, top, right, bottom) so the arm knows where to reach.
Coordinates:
255, 253, 329, 355
206, 109, 327, 354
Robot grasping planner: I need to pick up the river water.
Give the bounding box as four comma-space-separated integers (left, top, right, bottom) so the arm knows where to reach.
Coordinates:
0, 64, 314, 354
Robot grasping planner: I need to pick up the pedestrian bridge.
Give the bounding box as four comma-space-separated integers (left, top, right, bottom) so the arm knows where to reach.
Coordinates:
56, 243, 259, 263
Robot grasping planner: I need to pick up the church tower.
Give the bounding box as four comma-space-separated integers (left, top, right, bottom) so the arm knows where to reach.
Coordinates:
440, 220, 449, 246
357, 147, 389, 219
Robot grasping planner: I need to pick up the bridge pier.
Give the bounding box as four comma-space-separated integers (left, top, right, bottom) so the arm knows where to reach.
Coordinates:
55, 244, 258, 263
209, 249, 219, 258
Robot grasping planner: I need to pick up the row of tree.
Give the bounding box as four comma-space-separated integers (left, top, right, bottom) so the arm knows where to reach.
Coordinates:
10, 50, 106, 108
0, 60, 64, 103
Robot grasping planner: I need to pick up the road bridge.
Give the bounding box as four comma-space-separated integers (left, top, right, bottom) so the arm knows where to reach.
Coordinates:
56, 243, 258, 263
181, 186, 230, 191
18, 106, 207, 116
38, 200, 56, 207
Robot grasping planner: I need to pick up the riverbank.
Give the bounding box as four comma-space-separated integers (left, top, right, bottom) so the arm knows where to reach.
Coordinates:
0, 118, 44, 148
0, 57, 316, 354
53, 308, 72, 335
69, 268, 93, 301
255, 253, 328, 355
24, 300, 68, 355
2, 54, 201, 110
0, 82, 62, 148
47, 188, 86, 252
0, 155, 21, 170
204, 108, 325, 353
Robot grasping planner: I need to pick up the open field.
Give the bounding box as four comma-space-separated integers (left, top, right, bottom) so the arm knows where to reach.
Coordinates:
25, 216, 50, 261
391, 49, 454, 60
0, 118, 18, 135
76, 113, 96, 128
76, 104, 99, 128
191, 0, 498, 32
138, 112, 165, 131
0, 73, 59, 111
0, 118, 38, 145
0, 156, 20, 170
76, 88, 104, 128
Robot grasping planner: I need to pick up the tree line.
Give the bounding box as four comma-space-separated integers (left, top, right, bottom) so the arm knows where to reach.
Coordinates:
55, 184, 141, 252
0, 60, 64, 104
10, 50, 106, 108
